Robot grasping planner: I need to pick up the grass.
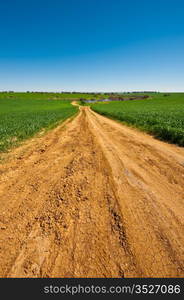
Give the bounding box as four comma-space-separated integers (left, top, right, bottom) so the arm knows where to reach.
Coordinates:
91, 93, 184, 146
0, 92, 108, 101
0, 96, 78, 152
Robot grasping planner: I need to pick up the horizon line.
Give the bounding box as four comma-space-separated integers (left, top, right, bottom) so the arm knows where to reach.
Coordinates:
0, 90, 184, 93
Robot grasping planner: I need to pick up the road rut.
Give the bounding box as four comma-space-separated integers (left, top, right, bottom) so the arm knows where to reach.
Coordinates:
0, 106, 184, 277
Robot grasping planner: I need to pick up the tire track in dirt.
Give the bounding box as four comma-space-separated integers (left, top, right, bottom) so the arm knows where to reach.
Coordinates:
0, 106, 184, 277
86, 107, 184, 277
0, 109, 136, 277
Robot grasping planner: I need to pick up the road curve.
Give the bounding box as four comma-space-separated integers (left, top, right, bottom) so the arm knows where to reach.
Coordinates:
0, 106, 184, 277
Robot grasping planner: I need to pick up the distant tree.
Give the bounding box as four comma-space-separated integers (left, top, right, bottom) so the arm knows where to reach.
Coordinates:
80, 98, 86, 105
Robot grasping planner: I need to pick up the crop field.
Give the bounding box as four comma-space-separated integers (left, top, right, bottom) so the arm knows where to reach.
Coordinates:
0, 95, 78, 152
0, 92, 108, 101
92, 93, 184, 146
0, 92, 184, 278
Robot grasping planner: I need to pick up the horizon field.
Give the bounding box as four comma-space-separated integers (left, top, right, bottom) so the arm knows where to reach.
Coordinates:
0, 92, 183, 153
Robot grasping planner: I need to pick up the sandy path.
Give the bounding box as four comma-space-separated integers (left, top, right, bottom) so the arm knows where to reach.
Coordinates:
0, 106, 184, 277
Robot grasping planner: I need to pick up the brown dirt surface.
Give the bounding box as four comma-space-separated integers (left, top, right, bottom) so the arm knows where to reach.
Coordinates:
0, 106, 184, 278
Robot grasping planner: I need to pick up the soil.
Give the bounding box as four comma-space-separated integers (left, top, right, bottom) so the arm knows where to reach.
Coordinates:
0, 105, 184, 277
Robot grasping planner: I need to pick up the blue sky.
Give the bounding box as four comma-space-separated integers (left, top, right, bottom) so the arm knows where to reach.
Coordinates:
0, 0, 184, 92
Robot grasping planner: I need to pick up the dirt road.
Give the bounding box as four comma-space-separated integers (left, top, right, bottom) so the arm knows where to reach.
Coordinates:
0, 106, 184, 277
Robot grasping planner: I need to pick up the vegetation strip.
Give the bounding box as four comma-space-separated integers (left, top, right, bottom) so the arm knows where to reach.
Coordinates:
0, 96, 78, 152
92, 93, 184, 146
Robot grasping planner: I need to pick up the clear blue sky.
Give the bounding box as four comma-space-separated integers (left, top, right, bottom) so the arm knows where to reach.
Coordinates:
0, 0, 184, 92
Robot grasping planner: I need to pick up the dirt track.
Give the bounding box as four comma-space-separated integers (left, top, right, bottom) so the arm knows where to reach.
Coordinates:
0, 106, 184, 277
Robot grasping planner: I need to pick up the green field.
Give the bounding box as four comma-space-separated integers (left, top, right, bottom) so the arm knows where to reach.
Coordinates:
92, 93, 184, 146
1, 92, 184, 152
0, 92, 108, 101
0, 94, 78, 152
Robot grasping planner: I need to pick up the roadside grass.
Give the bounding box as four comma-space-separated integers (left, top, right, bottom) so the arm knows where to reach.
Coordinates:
0, 97, 78, 152
91, 93, 184, 146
